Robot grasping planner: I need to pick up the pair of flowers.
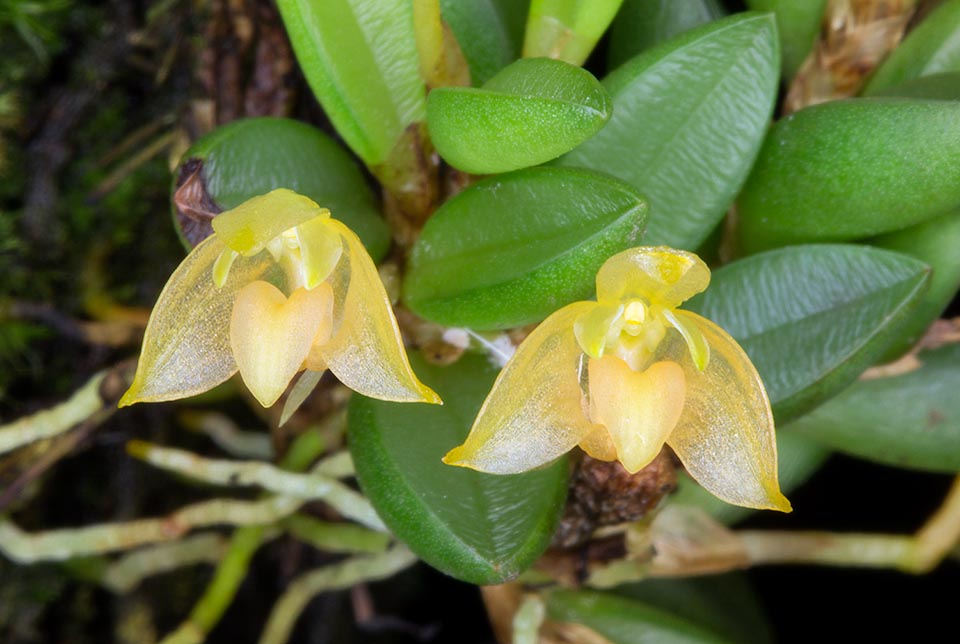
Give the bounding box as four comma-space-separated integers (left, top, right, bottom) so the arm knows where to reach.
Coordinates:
121, 189, 789, 512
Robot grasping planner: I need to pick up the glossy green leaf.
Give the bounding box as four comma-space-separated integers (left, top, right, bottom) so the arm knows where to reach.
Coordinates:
686, 245, 930, 422
607, 0, 725, 70
872, 72, 960, 101
870, 210, 960, 360
276, 0, 425, 166
863, 0, 960, 95
547, 590, 728, 644
427, 58, 611, 174
178, 117, 390, 259
613, 574, 773, 644
440, 0, 528, 85
671, 431, 828, 524
559, 13, 779, 250
790, 343, 960, 472
745, 0, 826, 79
738, 99, 960, 253
403, 167, 647, 329
348, 352, 568, 585
524, 0, 625, 65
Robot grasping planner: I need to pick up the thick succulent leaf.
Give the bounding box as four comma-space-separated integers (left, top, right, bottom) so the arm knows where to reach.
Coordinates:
427, 58, 611, 173
211, 190, 327, 256
523, 0, 625, 65
614, 574, 774, 644
230, 282, 332, 408
738, 99, 960, 253
559, 13, 779, 250
686, 245, 931, 422
547, 590, 729, 644
871, 72, 960, 100
404, 167, 646, 329
745, 0, 827, 78
439, 0, 527, 85
319, 220, 439, 404
276, 0, 425, 166
789, 343, 960, 472
443, 302, 598, 473
869, 211, 960, 360
607, 0, 725, 70
596, 246, 710, 309
863, 0, 960, 95
671, 431, 829, 525
348, 352, 568, 585
121, 236, 276, 405
662, 312, 790, 512
181, 117, 390, 259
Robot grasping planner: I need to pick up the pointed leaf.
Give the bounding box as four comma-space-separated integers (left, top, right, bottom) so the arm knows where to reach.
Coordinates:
439, 0, 528, 85
607, 0, 725, 70
558, 13, 779, 250
177, 117, 390, 259
403, 167, 647, 329
685, 245, 931, 422
546, 590, 730, 644
789, 343, 960, 472
348, 352, 569, 585
871, 72, 960, 100
745, 0, 827, 78
276, 0, 425, 166
738, 99, 960, 253
863, 0, 960, 95
427, 58, 611, 173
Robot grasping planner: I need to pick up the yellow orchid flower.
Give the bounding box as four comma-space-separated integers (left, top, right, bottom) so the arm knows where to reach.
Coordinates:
120, 189, 440, 410
444, 246, 790, 512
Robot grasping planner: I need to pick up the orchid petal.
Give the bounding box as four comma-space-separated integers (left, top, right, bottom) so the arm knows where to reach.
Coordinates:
296, 217, 343, 289
586, 356, 686, 473
279, 369, 325, 427
318, 219, 440, 404
662, 308, 710, 372
120, 236, 276, 406
211, 189, 330, 256
596, 246, 710, 308
663, 310, 791, 512
443, 301, 600, 474
573, 302, 623, 358
230, 282, 333, 408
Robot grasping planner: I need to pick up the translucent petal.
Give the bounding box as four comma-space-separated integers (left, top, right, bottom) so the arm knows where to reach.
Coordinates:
211, 189, 330, 256
120, 236, 275, 406
279, 369, 325, 427
318, 219, 440, 404
212, 248, 239, 288
596, 246, 710, 308
578, 425, 618, 461
662, 310, 791, 512
586, 356, 686, 473
443, 302, 600, 474
662, 308, 710, 372
573, 302, 623, 358
230, 282, 333, 408
296, 217, 343, 289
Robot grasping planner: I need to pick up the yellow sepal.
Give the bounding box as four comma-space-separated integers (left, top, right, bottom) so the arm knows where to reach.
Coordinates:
662, 310, 791, 512
211, 188, 330, 256
443, 301, 599, 473
317, 219, 440, 404
596, 246, 710, 308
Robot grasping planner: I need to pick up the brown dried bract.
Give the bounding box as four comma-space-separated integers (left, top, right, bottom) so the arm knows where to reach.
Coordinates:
173, 158, 221, 248
552, 450, 677, 549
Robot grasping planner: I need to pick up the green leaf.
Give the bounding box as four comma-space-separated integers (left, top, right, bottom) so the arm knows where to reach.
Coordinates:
178, 117, 390, 259
789, 343, 960, 472
523, 0, 625, 65
607, 0, 725, 70
671, 431, 829, 524
427, 58, 611, 174
738, 99, 960, 253
863, 0, 960, 95
558, 13, 779, 250
686, 245, 931, 422
871, 72, 960, 100
613, 574, 773, 644
546, 590, 729, 644
869, 210, 960, 360
403, 167, 647, 329
276, 0, 425, 166
440, 0, 528, 85
745, 0, 826, 79
348, 352, 568, 585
